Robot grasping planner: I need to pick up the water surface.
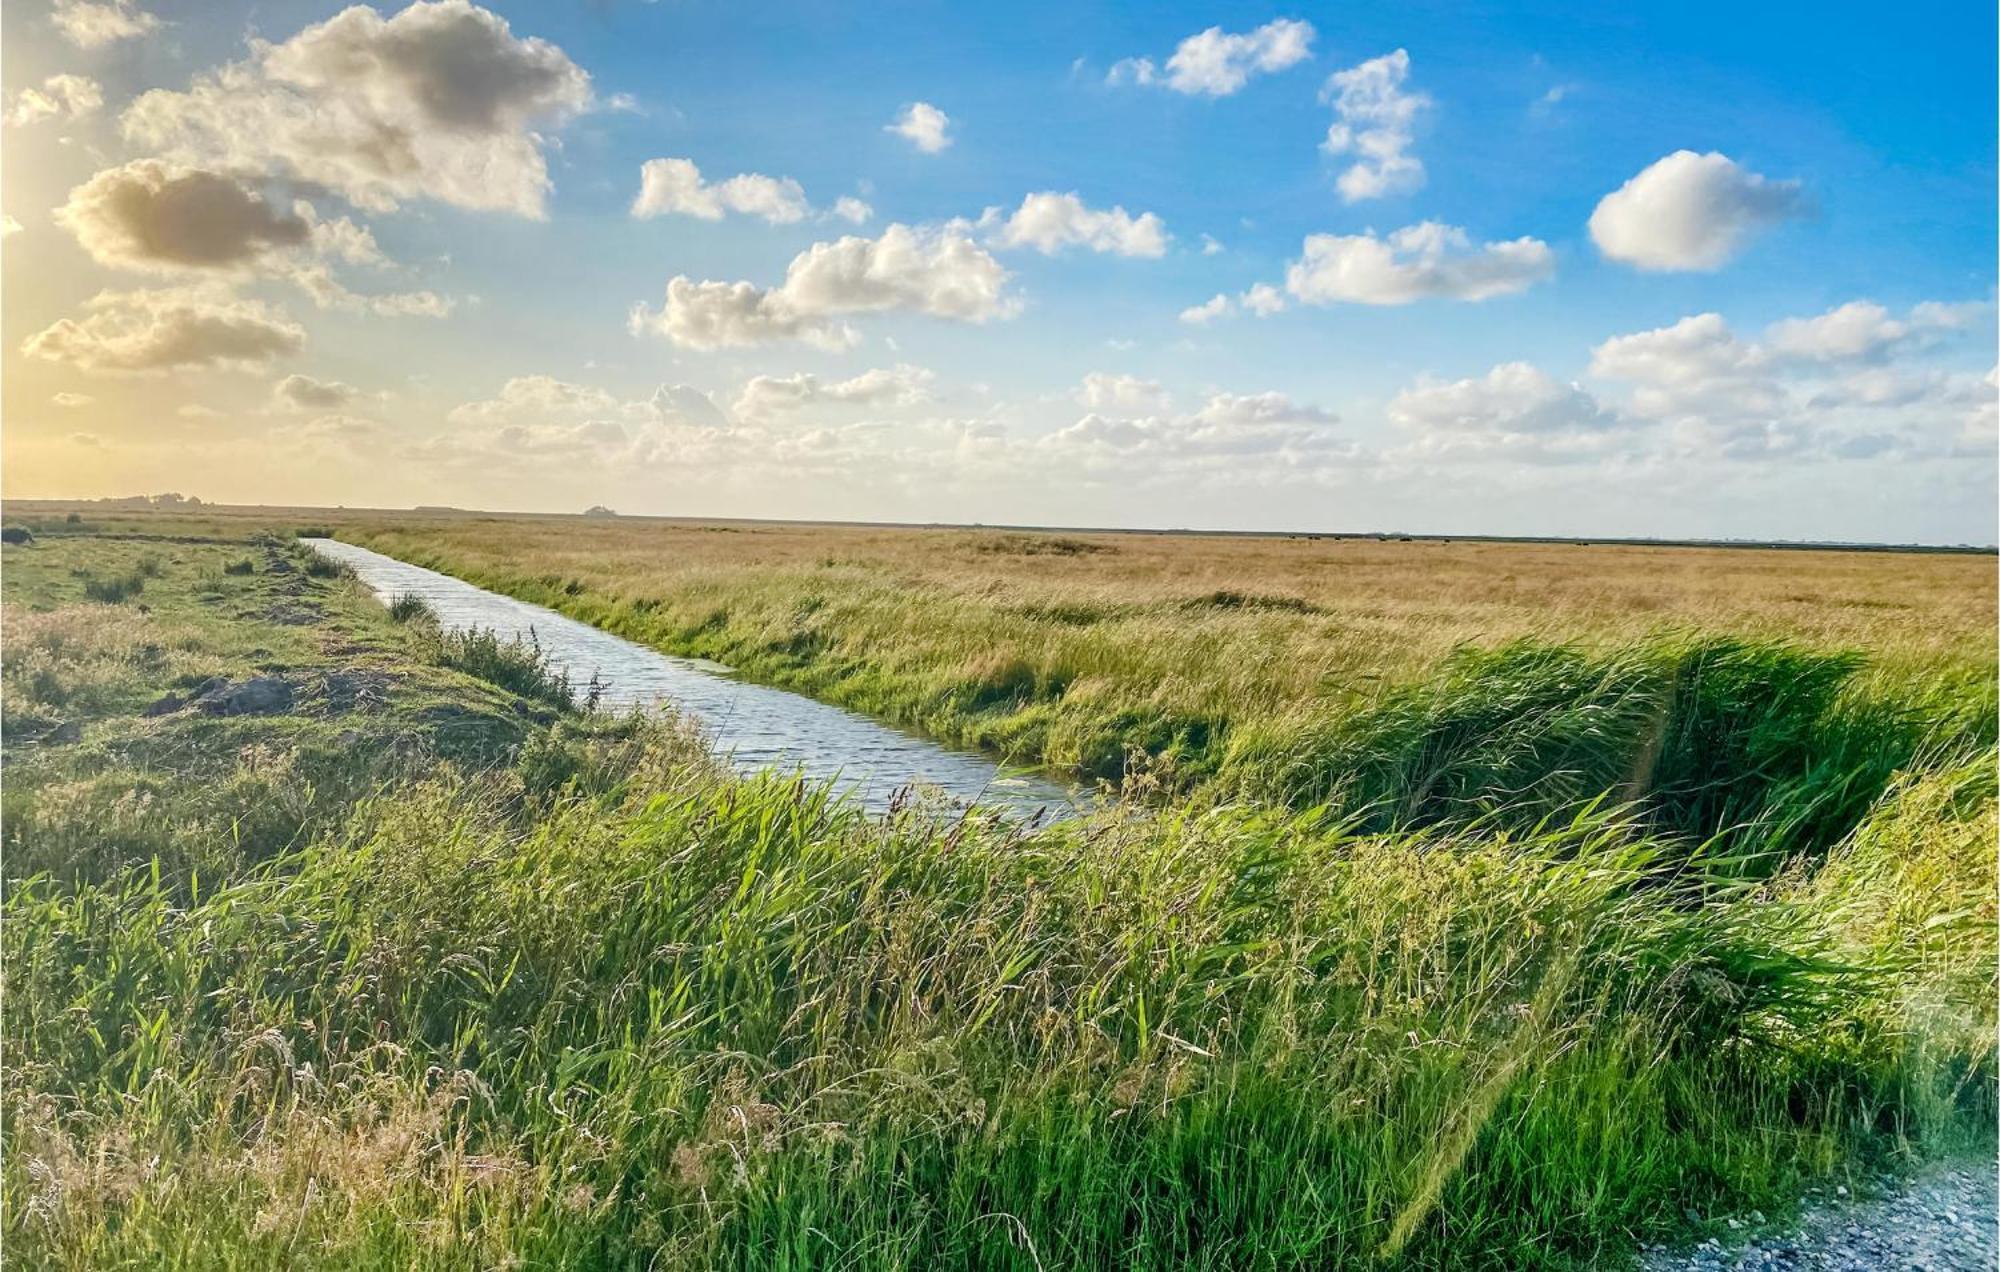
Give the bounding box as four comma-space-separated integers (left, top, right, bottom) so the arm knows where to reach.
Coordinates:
305, 539, 1075, 818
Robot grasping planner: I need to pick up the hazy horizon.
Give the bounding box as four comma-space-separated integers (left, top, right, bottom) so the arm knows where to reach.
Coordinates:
3, 0, 1995, 542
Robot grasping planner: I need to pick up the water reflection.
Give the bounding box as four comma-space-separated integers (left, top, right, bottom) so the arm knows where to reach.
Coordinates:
304, 539, 1077, 819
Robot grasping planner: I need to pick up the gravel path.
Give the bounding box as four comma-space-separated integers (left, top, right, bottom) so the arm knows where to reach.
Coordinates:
1640, 1159, 1995, 1270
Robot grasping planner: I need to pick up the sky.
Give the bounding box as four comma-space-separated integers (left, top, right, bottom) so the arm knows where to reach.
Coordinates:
2, 0, 1994, 543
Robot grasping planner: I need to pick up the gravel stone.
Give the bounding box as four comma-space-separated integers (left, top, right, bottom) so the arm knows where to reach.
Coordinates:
1642, 1161, 1996, 1270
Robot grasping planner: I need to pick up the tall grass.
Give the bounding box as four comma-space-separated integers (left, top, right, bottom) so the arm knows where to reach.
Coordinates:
5, 737, 1990, 1268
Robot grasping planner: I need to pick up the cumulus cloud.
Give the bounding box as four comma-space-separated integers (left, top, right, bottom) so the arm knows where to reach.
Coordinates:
1240, 282, 1286, 316
887, 101, 952, 153
449, 374, 728, 433
1389, 362, 1624, 463
1109, 19, 1314, 96
989, 191, 1169, 257
630, 223, 1017, 350
734, 364, 935, 418
832, 196, 874, 225
1588, 151, 1804, 271
51, 0, 157, 48
1320, 50, 1428, 202
432, 375, 731, 467
1180, 293, 1232, 324
1076, 372, 1169, 412
2, 215, 21, 239
57, 159, 311, 272
1585, 301, 1993, 461
1283, 222, 1555, 305
273, 372, 360, 411
5, 74, 103, 127
54, 159, 453, 317
1764, 299, 1980, 364
1040, 390, 1347, 477
22, 285, 306, 373
1179, 283, 1286, 325
631, 157, 810, 224
121, 0, 592, 217
52, 392, 96, 408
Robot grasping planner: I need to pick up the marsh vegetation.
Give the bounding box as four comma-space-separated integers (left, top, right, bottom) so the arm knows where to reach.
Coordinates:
2, 507, 1992, 1269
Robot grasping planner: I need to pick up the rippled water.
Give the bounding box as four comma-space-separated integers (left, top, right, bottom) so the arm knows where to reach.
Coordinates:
304, 539, 1076, 819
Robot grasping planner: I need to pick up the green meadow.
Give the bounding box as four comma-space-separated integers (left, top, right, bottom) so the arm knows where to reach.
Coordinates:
3, 508, 1992, 1268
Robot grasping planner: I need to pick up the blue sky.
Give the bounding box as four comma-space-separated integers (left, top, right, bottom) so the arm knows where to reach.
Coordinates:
3, 0, 1994, 542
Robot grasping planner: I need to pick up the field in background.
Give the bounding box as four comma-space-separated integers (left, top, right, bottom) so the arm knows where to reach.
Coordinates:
3, 505, 1994, 1268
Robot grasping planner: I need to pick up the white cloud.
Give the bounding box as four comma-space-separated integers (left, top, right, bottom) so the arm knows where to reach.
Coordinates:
734, 364, 935, 418
631, 223, 1017, 350
990, 191, 1168, 257
832, 196, 874, 225
1200, 234, 1224, 255
1076, 372, 1169, 412
1180, 293, 1231, 324
5, 74, 103, 127
631, 157, 810, 224
630, 278, 857, 351
1109, 19, 1315, 97
1585, 303, 1993, 461
1040, 390, 1347, 478
51, 0, 157, 48
1320, 50, 1428, 202
449, 375, 728, 435
1240, 282, 1286, 316
1283, 222, 1555, 305
2, 215, 21, 239
21, 285, 306, 373
1389, 362, 1623, 464
51, 392, 96, 408
1588, 151, 1805, 271
122, 0, 592, 217
887, 101, 952, 153
273, 373, 360, 411
1764, 299, 1980, 363
1179, 283, 1285, 325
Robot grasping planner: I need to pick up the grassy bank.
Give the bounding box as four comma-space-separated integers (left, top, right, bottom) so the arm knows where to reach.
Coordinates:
316, 513, 1995, 847
3, 519, 1993, 1267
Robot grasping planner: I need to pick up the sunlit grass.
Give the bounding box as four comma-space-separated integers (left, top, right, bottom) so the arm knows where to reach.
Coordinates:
0, 515, 1992, 1268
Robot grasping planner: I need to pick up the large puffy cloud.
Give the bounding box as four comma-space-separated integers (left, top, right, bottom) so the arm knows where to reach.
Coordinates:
1283, 222, 1555, 305
1588, 151, 1804, 271
54, 160, 453, 317
1389, 362, 1626, 464
51, 0, 157, 48
631, 158, 809, 224
21, 286, 306, 373
734, 364, 934, 419
1109, 19, 1315, 96
989, 192, 1168, 257
121, 0, 592, 217
630, 223, 1017, 350
5, 74, 103, 127
886, 102, 952, 153
1320, 51, 1428, 202
56, 160, 311, 272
